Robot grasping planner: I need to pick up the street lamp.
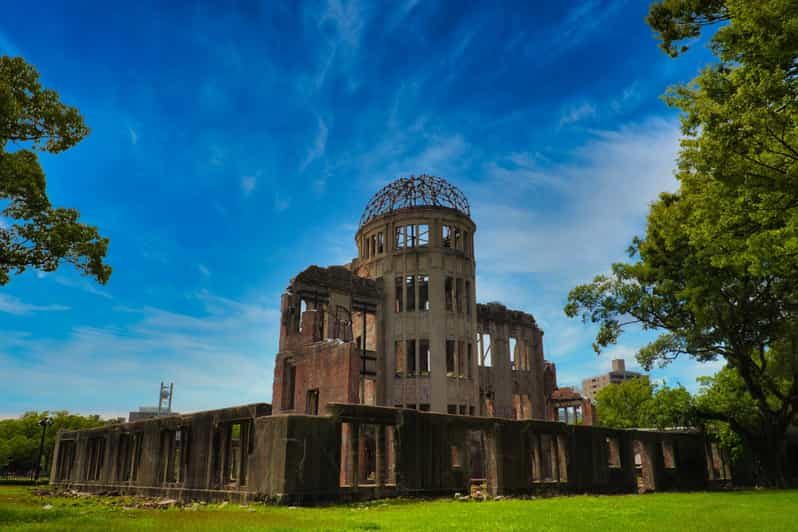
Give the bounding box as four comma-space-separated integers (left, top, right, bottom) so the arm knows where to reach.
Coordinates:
34, 417, 53, 481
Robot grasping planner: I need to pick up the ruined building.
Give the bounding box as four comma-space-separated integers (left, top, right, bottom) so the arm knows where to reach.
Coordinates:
273, 175, 548, 421
51, 175, 738, 503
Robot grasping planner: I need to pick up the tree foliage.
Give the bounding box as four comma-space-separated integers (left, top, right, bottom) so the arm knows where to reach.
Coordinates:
0, 56, 110, 285
566, 1, 798, 485
0, 411, 114, 473
594, 376, 693, 430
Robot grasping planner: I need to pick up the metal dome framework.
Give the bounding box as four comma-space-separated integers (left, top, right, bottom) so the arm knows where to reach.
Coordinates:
359, 174, 471, 227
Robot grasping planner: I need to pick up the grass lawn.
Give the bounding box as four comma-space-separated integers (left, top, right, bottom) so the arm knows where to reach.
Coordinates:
1, 485, 796, 531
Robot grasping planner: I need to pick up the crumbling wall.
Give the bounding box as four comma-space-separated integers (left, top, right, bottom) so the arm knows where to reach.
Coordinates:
52, 402, 731, 504
477, 303, 545, 420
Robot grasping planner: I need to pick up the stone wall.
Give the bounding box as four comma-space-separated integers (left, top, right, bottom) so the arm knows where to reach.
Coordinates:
51, 402, 733, 504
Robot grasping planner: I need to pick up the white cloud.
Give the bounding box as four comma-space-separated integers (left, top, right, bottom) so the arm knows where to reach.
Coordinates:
241, 175, 257, 196
0, 291, 281, 415
0, 294, 70, 315
559, 102, 597, 127
128, 127, 138, 145
53, 275, 112, 299
610, 81, 641, 114
300, 116, 329, 172
198, 264, 211, 277
273, 193, 291, 213
474, 117, 680, 278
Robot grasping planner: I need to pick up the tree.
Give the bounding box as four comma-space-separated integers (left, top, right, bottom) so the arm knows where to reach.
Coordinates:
565, 1, 798, 486
0, 56, 110, 285
0, 411, 109, 473
594, 376, 694, 430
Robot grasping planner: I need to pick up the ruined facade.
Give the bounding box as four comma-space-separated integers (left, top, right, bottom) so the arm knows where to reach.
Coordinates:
52, 175, 744, 503
273, 175, 548, 421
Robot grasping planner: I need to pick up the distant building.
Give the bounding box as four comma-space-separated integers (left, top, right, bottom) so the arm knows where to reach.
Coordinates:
128, 406, 176, 422
582, 359, 642, 402
128, 381, 177, 422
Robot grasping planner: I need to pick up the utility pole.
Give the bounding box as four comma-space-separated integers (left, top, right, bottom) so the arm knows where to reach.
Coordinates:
34, 417, 53, 481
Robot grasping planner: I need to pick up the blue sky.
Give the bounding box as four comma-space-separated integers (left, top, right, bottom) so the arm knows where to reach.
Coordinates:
0, 0, 724, 418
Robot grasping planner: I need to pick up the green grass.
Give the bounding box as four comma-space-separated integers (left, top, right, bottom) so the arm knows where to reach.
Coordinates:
1, 485, 796, 531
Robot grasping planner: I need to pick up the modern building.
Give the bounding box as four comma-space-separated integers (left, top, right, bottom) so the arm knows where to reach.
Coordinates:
581, 359, 643, 402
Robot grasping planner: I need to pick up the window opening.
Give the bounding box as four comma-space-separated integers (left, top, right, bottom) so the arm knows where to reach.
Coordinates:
306, 389, 320, 415
607, 437, 621, 468
445, 277, 454, 311
446, 340, 456, 377
406, 275, 415, 312
395, 225, 405, 249
442, 225, 452, 248
418, 275, 429, 311
395, 276, 403, 312
478, 332, 492, 367
417, 224, 429, 247
406, 339, 416, 376
419, 339, 430, 374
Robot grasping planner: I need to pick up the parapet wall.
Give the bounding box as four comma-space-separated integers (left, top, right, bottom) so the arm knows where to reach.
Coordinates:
51, 402, 732, 504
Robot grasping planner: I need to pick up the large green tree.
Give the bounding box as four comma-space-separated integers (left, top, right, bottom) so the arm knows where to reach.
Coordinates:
0, 411, 113, 473
594, 376, 694, 430
565, 1, 798, 486
0, 56, 110, 285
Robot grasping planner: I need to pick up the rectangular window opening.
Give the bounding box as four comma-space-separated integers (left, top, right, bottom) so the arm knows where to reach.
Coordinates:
419, 339, 430, 375
417, 224, 429, 247
445, 277, 454, 312
465, 280, 471, 315
607, 437, 621, 469
510, 337, 518, 370
451, 445, 462, 469
442, 225, 452, 248
395, 225, 405, 249
406, 339, 416, 376
446, 340, 456, 377
395, 276, 404, 312
282, 361, 296, 410
377, 232, 384, 254
478, 332, 492, 367
405, 275, 415, 312
457, 340, 465, 377
306, 389, 320, 415
418, 275, 429, 311
407, 224, 417, 248
662, 440, 676, 469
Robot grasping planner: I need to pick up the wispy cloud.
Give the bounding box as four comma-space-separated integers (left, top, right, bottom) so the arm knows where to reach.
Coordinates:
0, 291, 281, 413
128, 127, 138, 145
241, 175, 257, 196
53, 275, 113, 299
0, 31, 21, 57
0, 294, 69, 315
273, 193, 291, 213
300, 116, 329, 172
198, 264, 211, 277
559, 102, 597, 127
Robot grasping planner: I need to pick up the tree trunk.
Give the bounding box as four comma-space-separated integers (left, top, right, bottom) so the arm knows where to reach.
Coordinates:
749, 423, 790, 488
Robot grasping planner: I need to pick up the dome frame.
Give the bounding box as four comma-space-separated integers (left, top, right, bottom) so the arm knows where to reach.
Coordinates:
359, 174, 470, 227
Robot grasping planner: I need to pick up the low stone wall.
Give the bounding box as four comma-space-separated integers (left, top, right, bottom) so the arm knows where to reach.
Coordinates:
51, 402, 730, 504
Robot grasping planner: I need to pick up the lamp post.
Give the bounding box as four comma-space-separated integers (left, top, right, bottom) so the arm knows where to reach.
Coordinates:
34, 417, 53, 481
